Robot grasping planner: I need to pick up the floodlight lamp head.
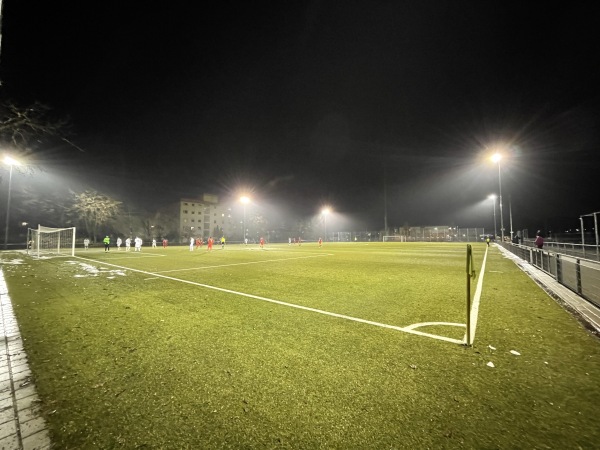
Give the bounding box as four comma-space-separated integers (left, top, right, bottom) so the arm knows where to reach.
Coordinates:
240, 196, 250, 204
3, 155, 21, 166
491, 153, 502, 163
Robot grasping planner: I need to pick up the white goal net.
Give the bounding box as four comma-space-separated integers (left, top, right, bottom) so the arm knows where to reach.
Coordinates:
27, 225, 76, 257
383, 235, 406, 242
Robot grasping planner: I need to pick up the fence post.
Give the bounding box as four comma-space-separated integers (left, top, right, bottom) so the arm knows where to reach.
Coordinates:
576, 259, 582, 295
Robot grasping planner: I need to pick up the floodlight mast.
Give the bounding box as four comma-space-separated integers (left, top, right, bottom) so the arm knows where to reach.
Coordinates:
3, 156, 21, 250
240, 196, 250, 243
322, 207, 331, 241
488, 194, 497, 239
491, 153, 504, 243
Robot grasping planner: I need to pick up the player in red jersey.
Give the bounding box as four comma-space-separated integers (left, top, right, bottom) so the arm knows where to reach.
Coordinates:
259, 237, 265, 248
318, 237, 322, 247
207, 236, 214, 251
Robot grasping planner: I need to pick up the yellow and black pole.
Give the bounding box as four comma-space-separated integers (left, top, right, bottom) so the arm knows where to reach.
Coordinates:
466, 244, 476, 346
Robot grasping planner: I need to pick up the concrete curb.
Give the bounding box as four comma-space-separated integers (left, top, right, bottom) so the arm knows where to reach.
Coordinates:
0, 269, 51, 450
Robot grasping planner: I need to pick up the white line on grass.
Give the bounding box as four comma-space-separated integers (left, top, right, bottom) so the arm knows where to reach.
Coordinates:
73, 256, 464, 345
462, 246, 489, 345
78, 253, 166, 259
156, 253, 333, 274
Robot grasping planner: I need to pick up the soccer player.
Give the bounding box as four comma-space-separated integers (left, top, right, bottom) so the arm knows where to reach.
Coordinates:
318, 237, 323, 247
125, 237, 131, 251
259, 237, 265, 249
134, 237, 142, 252
116, 237, 122, 250
189, 237, 195, 251
221, 236, 226, 249
207, 236, 214, 251
162, 238, 168, 248
103, 235, 110, 252
84, 238, 90, 250
152, 238, 157, 248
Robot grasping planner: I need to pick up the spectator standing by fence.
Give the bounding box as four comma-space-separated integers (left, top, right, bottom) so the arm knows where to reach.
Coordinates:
535, 231, 544, 249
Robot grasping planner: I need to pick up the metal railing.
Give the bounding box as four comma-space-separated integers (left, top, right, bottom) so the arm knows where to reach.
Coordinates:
501, 242, 600, 308
522, 239, 600, 262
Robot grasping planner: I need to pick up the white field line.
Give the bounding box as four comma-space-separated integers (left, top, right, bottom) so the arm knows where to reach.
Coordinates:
73, 255, 465, 345
156, 253, 333, 273
102, 254, 165, 259
77, 250, 165, 259
462, 246, 489, 345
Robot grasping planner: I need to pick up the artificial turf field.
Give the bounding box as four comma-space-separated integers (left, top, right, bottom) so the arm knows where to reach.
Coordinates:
2, 242, 600, 449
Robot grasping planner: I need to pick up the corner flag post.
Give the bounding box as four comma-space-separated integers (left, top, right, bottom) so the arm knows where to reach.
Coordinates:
466, 244, 476, 346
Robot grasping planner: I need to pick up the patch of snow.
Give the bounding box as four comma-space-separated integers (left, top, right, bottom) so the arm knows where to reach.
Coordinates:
66, 260, 126, 278
0, 259, 25, 265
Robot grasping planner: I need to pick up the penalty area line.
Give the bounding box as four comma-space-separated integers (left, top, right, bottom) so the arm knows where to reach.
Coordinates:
72, 255, 461, 345
156, 253, 333, 274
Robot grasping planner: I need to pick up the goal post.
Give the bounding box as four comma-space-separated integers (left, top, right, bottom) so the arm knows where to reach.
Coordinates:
382, 235, 406, 242
27, 225, 76, 257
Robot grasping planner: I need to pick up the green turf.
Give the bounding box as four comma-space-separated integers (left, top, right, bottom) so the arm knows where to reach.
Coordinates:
2, 242, 599, 448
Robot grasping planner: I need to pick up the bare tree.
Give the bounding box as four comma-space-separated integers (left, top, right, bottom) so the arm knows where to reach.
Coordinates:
69, 190, 122, 241
0, 102, 83, 156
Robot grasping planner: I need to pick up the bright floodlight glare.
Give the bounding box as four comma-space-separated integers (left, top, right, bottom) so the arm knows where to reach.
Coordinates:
491, 153, 502, 163
322, 207, 331, 215
488, 194, 497, 200
3, 156, 21, 166
240, 196, 250, 204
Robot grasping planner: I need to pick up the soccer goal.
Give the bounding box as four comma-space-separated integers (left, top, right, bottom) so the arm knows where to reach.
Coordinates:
27, 225, 76, 257
382, 235, 406, 242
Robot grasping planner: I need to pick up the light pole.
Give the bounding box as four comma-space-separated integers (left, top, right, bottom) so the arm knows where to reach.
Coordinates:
322, 207, 330, 241
488, 194, 497, 239
508, 195, 514, 242
3, 156, 21, 250
491, 153, 504, 242
240, 196, 250, 243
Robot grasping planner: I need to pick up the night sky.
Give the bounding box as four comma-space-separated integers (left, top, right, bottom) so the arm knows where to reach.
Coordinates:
1, 1, 598, 233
